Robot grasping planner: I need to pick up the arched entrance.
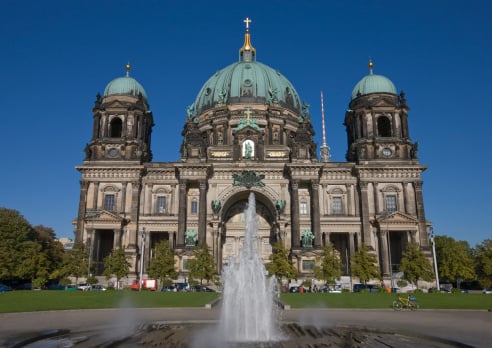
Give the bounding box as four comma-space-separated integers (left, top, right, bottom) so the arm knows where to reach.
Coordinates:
220, 191, 277, 268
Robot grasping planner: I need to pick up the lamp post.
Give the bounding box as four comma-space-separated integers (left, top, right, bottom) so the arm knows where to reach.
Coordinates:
428, 226, 440, 290
139, 227, 146, 291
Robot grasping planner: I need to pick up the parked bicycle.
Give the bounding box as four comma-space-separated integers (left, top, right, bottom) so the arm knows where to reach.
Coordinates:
392, 295, 419, 310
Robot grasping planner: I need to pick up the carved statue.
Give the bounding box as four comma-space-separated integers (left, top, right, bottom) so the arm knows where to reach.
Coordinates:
218, 89, 228, 104
301, 230, 314, 248
268, 87, 278, 103
275, 200, 286, 214
244, 141, 252, 159
185, 229, 197, 247
211, 199, 221, 215
301, 101, 310, 118
411, 141, 419, 159
186, 104, 195, 119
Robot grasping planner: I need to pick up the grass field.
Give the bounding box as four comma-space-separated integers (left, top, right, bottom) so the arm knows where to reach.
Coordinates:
0, 290, 491, 313
280, 292, 492, 309
0, 290, 220, 313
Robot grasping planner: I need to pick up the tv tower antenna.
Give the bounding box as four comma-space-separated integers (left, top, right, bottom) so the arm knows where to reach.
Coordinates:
320, 91, 331, 162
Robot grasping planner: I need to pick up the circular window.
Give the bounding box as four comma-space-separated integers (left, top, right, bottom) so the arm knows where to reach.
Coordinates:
243, 79, 252, 86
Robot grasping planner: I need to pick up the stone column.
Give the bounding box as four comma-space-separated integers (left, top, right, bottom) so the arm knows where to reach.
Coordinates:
358, 181, 372, 246
291, 180, 300, 248
92, 182, 99, 210
121, 182, 127, 214
113, 229, 121, 249
128, 181, 141, 248
413, 181, 429, 247
76, 180, 90, 242
168, 232, 175, 248
373, 182, 379, 214
348, 232, 355, 261
379, 229, 390, 277
347, 184, 353, 216
311, 179, 321, 247
177, 179, 188, 247
198, 180, 207, 244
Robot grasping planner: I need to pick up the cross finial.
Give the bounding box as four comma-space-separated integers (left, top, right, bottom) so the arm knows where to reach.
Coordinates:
243, 17, 252, 29
244, 107, 252, 123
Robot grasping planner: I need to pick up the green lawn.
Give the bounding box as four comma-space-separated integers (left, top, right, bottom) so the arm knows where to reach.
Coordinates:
280, 292, 492, 310
0, 290, 220, 313
1, 291, 491, 313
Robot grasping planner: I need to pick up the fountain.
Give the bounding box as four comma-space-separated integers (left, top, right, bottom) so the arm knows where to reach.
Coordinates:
217, 192, 282, 343
2, 194, 478, 347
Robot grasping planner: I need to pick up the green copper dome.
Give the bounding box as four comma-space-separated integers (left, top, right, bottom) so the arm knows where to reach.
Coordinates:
193, 61, 302, 115
351, 61, 397, 100
192, 24, 302, 115
104, 64, 147, 99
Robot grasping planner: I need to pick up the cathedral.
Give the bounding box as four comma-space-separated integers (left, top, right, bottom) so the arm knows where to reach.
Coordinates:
74, 19, 432, 286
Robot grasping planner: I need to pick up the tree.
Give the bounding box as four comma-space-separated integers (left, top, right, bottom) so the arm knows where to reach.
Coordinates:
0, 208, 36, 281
32, 225, 65, 282
435, 235, 475, 287
474, 239, 492, 288
147, 241, 177, 287
351, 244, 380, 284
313, 244, 342, 285
266, 242, 298, 282
103, 248, 131, 289
188, 243, 216, 285
399, 242, 434, 288
61, 242, 89, 285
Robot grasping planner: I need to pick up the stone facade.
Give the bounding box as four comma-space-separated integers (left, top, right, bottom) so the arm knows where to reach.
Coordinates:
74, 24, 432, 286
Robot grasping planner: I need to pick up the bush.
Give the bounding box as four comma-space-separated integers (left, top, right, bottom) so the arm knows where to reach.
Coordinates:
86, 276, 98, 285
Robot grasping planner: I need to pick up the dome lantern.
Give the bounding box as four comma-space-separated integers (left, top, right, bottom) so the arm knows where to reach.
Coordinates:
351, 60, 397, 100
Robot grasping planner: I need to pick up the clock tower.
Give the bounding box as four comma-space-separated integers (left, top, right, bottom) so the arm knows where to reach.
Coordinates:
84, 63, 153, 163
344, 60, 417, 163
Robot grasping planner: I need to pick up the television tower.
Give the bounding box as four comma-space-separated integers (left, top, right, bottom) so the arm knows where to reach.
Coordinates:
320, 91, 331, 162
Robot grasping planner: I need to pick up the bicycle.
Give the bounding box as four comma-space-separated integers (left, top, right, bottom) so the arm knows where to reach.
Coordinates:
392, 295, 419, 310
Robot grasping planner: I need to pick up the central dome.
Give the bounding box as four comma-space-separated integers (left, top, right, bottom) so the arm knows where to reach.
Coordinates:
192, 25, 302, 116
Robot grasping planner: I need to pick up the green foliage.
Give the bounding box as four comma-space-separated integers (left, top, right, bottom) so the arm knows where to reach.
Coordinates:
188, 243, 216, 285
147, 241, 177, 287
435, 235, 476, 284
103, 248, 131, 287
265, 242, 298, 281
313, 244, 342, 284
0, 209, 66, 287
0, 208, 36, 280
400, 242, 434, 288
61, 242, 89, 285
351, 244, 380, 283
397, 279, 408, 288
474, 239, 492, 288
86, 276, 98, 285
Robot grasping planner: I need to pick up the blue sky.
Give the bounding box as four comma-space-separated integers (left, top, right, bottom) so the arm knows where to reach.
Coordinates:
1, 0, 490, 246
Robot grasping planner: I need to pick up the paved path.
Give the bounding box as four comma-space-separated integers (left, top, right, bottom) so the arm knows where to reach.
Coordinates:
0, 308, 490, 347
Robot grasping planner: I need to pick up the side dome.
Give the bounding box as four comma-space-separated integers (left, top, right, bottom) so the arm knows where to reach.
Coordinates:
351, 61, 397, 100
103, 64, 148, 99
193, 61, 302, 115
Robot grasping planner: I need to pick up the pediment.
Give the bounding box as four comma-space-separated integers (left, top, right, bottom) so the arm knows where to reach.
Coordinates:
379, 211, 418, 225
98, 210, 126, 223
235, 124, 263, 135
102, 100, 132, 109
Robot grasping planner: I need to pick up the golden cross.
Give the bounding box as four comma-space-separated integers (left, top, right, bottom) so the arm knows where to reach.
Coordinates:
244, 108, 252, 123
243, 17, 252, 29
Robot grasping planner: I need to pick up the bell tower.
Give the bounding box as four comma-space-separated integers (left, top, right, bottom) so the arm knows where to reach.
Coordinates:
344, 60, 417, 163
84, 64, 153, 163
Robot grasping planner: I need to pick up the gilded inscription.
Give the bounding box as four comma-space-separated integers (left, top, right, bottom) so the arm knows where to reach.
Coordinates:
211, 151, 230, 157
267, 151, 286, 157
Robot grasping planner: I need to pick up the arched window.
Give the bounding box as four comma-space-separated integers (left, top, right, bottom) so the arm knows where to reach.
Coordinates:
110, 118, 123, 138
377, 116, 392, 137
